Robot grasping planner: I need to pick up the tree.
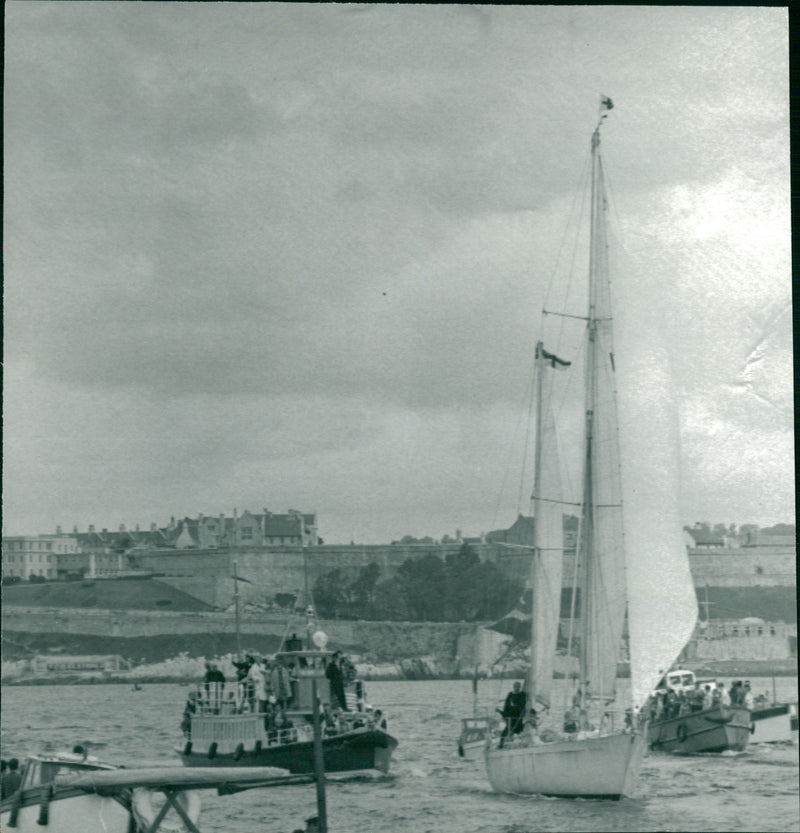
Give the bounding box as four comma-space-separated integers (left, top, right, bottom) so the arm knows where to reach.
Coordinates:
313, 568, 351, 619
351, 562, 381, 617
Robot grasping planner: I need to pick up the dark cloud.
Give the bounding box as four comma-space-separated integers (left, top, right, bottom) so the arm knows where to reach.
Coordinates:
3, 3, 791, 540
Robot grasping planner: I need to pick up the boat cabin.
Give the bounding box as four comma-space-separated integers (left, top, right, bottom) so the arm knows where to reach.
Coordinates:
19, 752, 116, 791
655, 669, 719, 698
277, 649, 341, 714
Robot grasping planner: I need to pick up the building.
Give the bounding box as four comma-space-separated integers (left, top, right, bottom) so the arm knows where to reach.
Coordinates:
29, 654, 129, 677
2, 535, 78, 580
173, 508, 319, 549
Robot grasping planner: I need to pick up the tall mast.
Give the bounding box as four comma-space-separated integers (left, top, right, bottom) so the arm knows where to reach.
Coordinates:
578, 126, 603, 700
528, 341, 546, 701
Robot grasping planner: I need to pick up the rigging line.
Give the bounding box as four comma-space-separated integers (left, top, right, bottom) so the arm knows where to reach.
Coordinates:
491, 362, 534, 531
542, 310, 589, 321
542, 151, 592, 313
517, 350, 539, 518
530, 496, 582, 507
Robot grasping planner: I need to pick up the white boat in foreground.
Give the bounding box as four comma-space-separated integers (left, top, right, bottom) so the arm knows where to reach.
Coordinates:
750, 701, 798, 744
0, 749, 309, 833
484, 100, 698, 799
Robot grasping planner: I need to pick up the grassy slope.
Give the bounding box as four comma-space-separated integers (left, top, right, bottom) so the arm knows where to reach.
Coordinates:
1, 579, 214, 612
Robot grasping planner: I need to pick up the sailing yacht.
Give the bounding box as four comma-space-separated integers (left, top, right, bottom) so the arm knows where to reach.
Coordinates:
484, 103, 698, 799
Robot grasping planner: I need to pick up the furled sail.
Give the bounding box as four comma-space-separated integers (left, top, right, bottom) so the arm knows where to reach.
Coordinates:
578, 134, 627, 702
528, 343, 566, 711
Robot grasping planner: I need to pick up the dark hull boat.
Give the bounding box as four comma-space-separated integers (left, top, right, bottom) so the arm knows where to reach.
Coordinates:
647, 705, 751, 753
178, 646, 397, 776
179, 726, 396, 774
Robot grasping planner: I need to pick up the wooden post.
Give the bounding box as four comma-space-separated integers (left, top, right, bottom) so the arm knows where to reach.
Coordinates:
233, 560, 241, 661
311, 678, 328, 832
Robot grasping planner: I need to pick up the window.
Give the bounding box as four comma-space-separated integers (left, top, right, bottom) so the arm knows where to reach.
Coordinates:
240, 527, 253, 540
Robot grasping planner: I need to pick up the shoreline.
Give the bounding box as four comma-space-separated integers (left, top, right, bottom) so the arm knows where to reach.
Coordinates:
3, 662, 797, 687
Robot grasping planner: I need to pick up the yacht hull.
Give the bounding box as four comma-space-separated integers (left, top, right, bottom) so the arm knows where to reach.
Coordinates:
484, 731, 645, 799
647, 705, 750, 753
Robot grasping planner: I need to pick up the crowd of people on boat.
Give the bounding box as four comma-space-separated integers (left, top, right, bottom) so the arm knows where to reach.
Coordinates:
182, 648, 364, 741
492, 681, 649, 749
648, 679, 756, 722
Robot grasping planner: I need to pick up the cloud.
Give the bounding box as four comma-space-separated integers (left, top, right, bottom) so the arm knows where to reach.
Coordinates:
3, 3, 791, 540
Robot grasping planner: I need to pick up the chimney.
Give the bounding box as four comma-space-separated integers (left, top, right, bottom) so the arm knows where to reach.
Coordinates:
135, 524, 140, 532
233, 508, 238, 519
56, 525, 62, 535
150, 523, 157, 532
89, 525, 95, 533
119, 524, 126, 532
73, 525, 78, 534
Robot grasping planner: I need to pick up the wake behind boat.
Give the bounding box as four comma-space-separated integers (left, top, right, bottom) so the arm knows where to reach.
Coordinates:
483, 100, 698, 799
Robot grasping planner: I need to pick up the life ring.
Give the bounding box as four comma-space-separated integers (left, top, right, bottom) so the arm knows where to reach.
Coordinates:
676, 722, 688, 743
233, 743, 244, 761
207, 742, 218, 759
132, 788, 201, 833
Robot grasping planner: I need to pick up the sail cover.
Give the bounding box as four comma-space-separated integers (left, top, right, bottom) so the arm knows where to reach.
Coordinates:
528, 352, 565, 711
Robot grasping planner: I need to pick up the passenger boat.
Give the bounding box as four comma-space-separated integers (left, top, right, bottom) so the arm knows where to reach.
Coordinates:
177, 629, 397, 774
646, 669, 751, 753
0, 748, 306, 833
750, 701, 798, 744
483, 100, 698, 799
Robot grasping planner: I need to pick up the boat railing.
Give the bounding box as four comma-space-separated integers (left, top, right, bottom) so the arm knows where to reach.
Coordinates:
491, 704, 640, 748
187, 682, 302, 716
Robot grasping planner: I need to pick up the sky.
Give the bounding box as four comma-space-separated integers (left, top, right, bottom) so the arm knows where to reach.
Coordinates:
3, 4, 792, 545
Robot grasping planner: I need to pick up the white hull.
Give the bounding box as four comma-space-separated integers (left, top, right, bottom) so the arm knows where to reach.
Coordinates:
750, 704, 798, 744
485, 731, 646, 799
1, 792, 132, 833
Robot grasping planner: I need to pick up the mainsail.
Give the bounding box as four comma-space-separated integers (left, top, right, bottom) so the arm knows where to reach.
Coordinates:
576, 129, 627, 703
528, 342, 565, 711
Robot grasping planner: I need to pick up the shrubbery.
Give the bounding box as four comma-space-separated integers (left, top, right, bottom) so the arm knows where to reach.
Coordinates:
313, 543, 522, 622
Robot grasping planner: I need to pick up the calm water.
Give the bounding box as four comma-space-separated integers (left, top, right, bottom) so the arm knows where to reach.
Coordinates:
1, 677, 798, 832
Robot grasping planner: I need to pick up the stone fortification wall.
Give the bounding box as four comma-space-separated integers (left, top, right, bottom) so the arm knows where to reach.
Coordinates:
139, 543, 505, 605
145, 544, 793, 613
688, 548, 795, 587
1, 606, 474, 665
134, 544, 794, 595
685, 620, 797, 661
